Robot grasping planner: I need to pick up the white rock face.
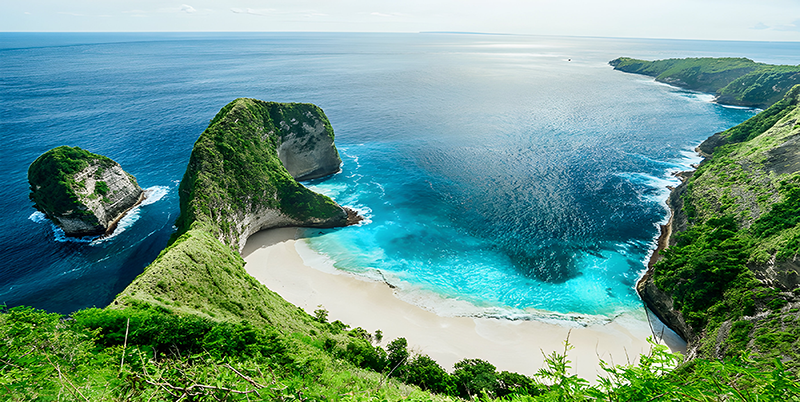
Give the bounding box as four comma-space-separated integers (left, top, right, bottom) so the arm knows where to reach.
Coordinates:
277, 111, 342, 181
54, 163, 144, 237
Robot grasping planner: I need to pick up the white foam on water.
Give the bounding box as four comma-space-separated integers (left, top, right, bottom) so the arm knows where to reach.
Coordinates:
29, 185, 170, 245
297, 236, 626, 327
28, 211, 47, 223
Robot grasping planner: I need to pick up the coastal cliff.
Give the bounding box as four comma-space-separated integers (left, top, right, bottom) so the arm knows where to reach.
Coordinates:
28, 146, 144, 237
176, 98, 351, 251
115, 98, 356, 324
610, 57, 800, 108
640, 85, 800, 366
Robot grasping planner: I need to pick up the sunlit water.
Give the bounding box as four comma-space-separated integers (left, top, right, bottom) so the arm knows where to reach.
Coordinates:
2, 33, 794, 318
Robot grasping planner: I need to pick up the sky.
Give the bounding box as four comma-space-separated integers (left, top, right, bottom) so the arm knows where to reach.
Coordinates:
2, 0, 800, 41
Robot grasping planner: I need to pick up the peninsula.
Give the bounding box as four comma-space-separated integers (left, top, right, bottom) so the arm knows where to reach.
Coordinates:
610, 57, 800, 108
28, 146, 144, 237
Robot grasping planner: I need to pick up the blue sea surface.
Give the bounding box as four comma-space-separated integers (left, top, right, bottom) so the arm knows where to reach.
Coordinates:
1, 33, 795, 319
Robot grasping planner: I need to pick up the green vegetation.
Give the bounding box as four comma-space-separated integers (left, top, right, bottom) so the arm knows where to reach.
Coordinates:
175, 98, 345, 248
4, 305, 800, 401
28, 145, 115, 218
610, 57, 800, 108
650, 85, 800, 370
14, 95, 800, 399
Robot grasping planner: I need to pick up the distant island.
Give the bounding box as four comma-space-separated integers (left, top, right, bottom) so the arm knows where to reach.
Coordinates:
610, 57, 800, 108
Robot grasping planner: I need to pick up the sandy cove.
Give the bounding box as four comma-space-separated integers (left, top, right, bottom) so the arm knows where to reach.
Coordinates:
242, 227, 685, 382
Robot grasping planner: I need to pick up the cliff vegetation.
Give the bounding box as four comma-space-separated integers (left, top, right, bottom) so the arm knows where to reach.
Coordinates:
609, 57, 800, 108
28, 145, 144, 237
646, 85, 800, 371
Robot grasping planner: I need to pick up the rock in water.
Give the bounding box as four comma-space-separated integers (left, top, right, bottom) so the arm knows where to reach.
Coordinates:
28, 146, 144, 237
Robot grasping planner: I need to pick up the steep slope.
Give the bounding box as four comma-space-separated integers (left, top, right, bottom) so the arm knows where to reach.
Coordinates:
115, 98, 353, 328
28, 146, 144, 237
610, 57, 800, 108
175, 98, 349, 251
642, 85, 800, 369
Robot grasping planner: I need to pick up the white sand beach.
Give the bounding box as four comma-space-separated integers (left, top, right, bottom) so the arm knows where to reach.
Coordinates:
242, 227, 685, 382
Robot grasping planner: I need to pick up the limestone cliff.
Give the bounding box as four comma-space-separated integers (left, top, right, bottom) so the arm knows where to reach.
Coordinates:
28, 146, 144, 237
115, 98, 357, 321
640, 85, 800, 364
175, 98, 351, 251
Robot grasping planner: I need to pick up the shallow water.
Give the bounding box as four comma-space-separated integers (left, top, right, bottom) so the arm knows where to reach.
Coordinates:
1, 32, 793, 317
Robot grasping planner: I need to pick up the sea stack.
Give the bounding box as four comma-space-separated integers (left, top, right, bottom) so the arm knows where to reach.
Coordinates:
28, 146, 144, 237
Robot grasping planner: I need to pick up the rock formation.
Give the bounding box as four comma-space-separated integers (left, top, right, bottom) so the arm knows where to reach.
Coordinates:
28, 146, 144, 237
176, 98, 355, 251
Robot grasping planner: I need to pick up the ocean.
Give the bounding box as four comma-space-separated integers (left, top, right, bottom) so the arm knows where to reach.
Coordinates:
1, 33, 796, 320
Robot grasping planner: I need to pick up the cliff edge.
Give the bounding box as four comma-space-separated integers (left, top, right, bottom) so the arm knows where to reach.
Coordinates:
176, 98, 351, 251
114, 99, 358, 325
28, 146, 144, 237
640, 85, 800, 366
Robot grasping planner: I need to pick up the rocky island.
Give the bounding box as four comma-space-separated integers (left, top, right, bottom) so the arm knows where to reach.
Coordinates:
28, 146, 144, 237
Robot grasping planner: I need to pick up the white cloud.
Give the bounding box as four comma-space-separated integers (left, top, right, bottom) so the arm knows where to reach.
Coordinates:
181, 4, 197, 14
774, 19, 800, 31
24, 11, 31, 15
231, 8, 273, 16
751, 22, 770, 30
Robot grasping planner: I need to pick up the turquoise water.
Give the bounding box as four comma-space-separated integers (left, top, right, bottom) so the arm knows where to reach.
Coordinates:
1, 33, 790, 318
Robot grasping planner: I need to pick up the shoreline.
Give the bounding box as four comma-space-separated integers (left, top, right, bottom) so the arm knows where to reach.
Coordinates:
243, 227, 683, 382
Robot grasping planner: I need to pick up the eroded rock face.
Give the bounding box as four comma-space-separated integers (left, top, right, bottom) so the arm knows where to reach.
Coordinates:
29, 146, 144, 237
176, 99, 354, 251
277, 111, 342, 181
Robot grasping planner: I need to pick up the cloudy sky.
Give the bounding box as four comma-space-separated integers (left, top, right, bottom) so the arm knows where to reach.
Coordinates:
3, 0, 800, 41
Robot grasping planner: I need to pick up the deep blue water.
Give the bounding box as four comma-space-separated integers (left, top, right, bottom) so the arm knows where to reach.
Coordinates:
1, 33, 795, 319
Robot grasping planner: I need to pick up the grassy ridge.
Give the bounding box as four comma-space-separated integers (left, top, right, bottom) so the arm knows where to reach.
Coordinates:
610, 57, 800, 108
651, 85, 800, 369
4, 305, 799, 401
176, 98, 345, 247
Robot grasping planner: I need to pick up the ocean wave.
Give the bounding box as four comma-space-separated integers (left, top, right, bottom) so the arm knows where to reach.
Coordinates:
29, 185, 170, 245
140, 185, 170, 206
296, 238, 626, 327
28, 211, 47, 223
345, 204, 373, 225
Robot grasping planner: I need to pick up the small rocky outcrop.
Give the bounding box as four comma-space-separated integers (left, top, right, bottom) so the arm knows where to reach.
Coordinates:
28, 146, 144, 237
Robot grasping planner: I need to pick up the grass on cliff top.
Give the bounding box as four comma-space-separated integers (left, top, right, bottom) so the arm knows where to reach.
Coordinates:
610, 57, 800, 107
114, 226, 322, 334
652, 85, 800, 366
28, 145, 117, 217
176, 98, 343, 247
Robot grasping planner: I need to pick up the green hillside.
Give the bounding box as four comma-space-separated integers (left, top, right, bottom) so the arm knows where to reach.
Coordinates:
649, 85, 800, 369
610, 57, 800, 108
6, 96, 800, 400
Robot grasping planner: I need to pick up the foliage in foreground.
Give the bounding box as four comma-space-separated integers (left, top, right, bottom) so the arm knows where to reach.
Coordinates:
2, 305, 800, 401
